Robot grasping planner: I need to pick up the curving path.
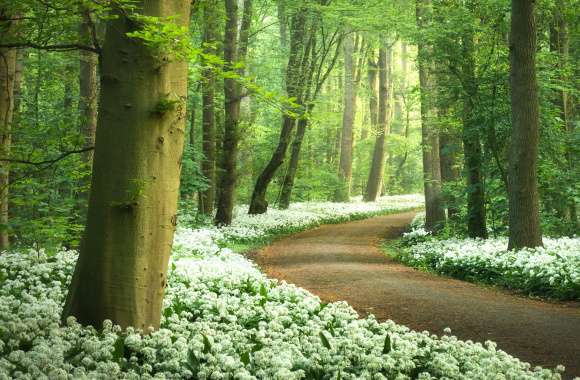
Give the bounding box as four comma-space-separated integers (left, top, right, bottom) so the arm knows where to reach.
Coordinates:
254, 211, 580, 379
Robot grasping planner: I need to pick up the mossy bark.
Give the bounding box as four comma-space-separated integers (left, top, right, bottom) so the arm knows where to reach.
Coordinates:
62, 0, 191, 330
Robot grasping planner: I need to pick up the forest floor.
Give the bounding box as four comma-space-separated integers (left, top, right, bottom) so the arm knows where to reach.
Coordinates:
253, 211, 580, 379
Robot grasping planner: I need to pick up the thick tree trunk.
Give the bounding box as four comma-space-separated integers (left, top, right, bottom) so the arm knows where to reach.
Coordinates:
78, 10, 99, 165
215, 0, 252, 225
198, 0, 218, 216
0, 13, 17, 251
364, 45, 392, 202
336, 33, 356, 202
416, 0, 446, 232
248, 8, 307, 214
461, 30, 487, 238
62, 0, 191, 329
507, 0, 542, 249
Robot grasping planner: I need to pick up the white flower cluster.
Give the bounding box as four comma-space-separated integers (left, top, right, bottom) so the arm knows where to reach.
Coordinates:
173, 195, 425, 259
402, 236, 580, 299
0, 196, 569, 379
400, 213, 580, 299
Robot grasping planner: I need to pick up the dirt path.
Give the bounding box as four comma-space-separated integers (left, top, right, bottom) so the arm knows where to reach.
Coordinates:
254, 211, 580, 378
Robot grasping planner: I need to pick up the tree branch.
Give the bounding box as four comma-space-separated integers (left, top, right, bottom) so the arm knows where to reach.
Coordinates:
0, 147, 94, 166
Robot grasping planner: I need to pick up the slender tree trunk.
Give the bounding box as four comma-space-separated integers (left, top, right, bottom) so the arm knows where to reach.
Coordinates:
0, 12, 17, 251
364, 45, 392, 202
215, 0, 252, 225
277, 0, 287, 49
249, 8, 307, 214
507, 0, 542, 249
439, 119, 460, 221
278, 117, 308, 209
198, 0, 218, 216
62, 0, 192, 329
416, 0, 445, 232
550, 0, 576, 224
461, 30, 487, 238
366, 54, 378, 139
336, 33, 356, 202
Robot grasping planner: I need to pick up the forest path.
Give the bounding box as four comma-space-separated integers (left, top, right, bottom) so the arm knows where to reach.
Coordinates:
254, 211, 580, 378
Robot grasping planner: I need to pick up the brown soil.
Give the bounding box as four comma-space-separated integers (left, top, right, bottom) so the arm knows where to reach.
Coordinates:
254, 211, 580, 379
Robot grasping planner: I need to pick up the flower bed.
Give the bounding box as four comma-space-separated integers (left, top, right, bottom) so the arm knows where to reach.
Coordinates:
0, 198, 568, 379
398, 214, 580, 300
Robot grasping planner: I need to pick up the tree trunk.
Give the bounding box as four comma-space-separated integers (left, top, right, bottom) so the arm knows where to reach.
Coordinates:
278, 116, 308, 209
248, 8, 307, 214
198, 0, 218, 216
0, 12, 17, 251
277, 0, 287, 49
62, 0, 192, 329
416, 0, 446, 232
507, 0, 543, 249
336, 32, 356, 202
461, 30, 487, 238
364, 44, 392, 202
439, 121, 460, 221
215, 0, 252, 225
550, 0, 576, 224
78, 10, 99, 165
365, 54, 378, 140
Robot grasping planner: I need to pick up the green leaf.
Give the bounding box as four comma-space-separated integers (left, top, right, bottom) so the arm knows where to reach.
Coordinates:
202, 334, 211, 354
319, 331, 332, 350
113, 336, 125, 362
383, 334, 391, 354
241, 351, 251, 366
185, 348, 199, 373
259, 283, 268, 298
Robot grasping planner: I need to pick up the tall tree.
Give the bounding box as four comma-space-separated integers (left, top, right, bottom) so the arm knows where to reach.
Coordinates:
416, 0, 446, 232
248, 6, 307, 214
550, 0, 576, 223
62, 0, 192, 329
336, 32, 356, 201
278, 22, 342, 208
461, 28, 487, 238
78, 10, 99, 168
0, 9, 17, 250
198, 0, 218, 216
364, 43, 392, 202
215, 0, 252, 225
507, 0, 542, 249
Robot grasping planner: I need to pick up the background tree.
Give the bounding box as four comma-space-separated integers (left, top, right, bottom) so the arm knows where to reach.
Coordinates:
507, 0, 543, 249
